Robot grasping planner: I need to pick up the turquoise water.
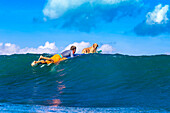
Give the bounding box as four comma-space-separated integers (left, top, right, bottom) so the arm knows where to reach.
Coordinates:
0, 54, 169, 112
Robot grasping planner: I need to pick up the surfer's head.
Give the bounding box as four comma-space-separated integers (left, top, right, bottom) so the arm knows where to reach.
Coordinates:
70, 46, 76, 54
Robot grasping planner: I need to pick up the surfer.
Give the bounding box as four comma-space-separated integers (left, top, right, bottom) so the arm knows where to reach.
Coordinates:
82, 43, 99, 54
31, 46, 76, 66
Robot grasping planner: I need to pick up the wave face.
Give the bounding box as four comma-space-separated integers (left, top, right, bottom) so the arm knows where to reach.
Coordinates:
0, 54, 169, 111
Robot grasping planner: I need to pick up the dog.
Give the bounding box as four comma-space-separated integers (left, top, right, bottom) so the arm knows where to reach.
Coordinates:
82, 43, 98, 54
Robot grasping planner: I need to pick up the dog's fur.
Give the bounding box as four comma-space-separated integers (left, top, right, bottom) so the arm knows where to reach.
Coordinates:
82, 43, 98, 54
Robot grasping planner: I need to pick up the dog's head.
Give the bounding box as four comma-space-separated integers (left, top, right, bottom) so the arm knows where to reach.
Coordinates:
93, 43, 98, 49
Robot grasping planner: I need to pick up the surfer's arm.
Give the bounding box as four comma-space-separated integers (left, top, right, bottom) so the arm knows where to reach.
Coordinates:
70, 51, 73, 57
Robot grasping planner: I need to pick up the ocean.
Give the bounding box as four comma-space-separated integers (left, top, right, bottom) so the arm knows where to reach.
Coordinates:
0, 54, 169, 112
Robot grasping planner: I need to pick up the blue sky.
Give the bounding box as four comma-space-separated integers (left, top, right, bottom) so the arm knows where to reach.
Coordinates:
0, 0, 170, 55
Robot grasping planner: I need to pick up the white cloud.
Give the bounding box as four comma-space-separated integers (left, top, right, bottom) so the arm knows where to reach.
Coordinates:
43, 17, 47, 22
0, 43, 20, 55
38, 41, 57, 50
63, 41, 90, 53
0, 41, 115, 55
165, 52, 170, 55
43, 0, 85, 19
98, 44, 115, 54
0, 42, 58, 55
43, 0, 137, 19
101, 0, 128, 4
146, 4, 169, 24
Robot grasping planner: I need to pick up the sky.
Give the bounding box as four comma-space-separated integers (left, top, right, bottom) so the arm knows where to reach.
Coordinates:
0, 0, 170, 55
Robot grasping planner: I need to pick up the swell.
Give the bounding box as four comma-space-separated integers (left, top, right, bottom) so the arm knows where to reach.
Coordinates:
0, 54, 169, 110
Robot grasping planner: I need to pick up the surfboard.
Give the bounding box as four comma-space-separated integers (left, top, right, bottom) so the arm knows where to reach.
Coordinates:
97, 50, 102, 53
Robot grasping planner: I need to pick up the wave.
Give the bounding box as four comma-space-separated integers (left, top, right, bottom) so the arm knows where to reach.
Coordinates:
0, 54, 169, 111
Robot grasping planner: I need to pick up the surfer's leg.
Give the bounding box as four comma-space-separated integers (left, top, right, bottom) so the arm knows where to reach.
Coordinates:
31, 58, 54, 66
38, 56, 53, 61
38, 55, 43, 61
31, 60, 47, 67
35, 60, 47, 64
